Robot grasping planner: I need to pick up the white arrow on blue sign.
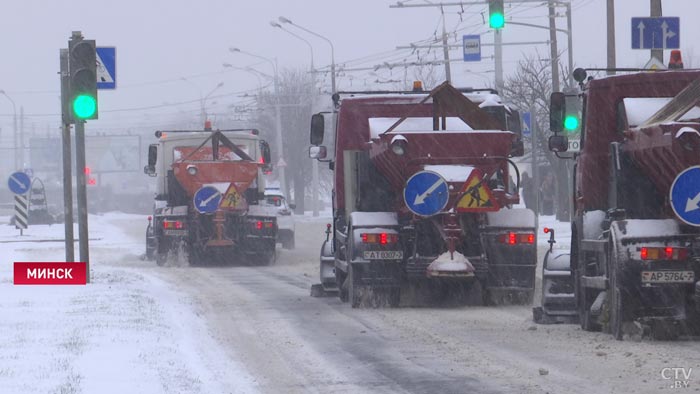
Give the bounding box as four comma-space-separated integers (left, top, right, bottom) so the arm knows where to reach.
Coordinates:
193, 186, 222, 214
463, 35, 481, 62
8, 171, 31, 195
631, 17, 679, 50
403, 171, 449, 216
670, 166, 700, 226
522, 112, 531, 137
96, 47, 117, 89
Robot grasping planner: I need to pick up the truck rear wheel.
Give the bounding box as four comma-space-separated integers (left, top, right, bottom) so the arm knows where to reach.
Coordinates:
348, 264, 362, 308
577, 274, 601, 331
156, 252, 167, 266
609, 235, 631, 340
336, 269, 348, 302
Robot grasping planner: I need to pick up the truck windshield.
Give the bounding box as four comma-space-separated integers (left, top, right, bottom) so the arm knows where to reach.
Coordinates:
622, 97, 700, 127
173, 145, 252, 161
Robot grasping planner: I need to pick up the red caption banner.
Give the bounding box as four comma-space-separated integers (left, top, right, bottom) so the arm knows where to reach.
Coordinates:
14, 262, 87, 285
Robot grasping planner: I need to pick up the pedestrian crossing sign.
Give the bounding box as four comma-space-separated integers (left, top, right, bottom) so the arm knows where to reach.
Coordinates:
455, 169, 499, 212
219, 184, 247, 210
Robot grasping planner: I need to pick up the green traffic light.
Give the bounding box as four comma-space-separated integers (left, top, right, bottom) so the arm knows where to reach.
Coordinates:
564, 115, 579, 131
489, 13, 505, 29
73, 95, 96, 119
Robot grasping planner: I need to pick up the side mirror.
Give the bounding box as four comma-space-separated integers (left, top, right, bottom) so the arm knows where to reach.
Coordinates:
309, 145, 327, 159
310, 113, 325, 145
510, 140, 525, 157
548, 135, 569, 152
260, 140, 272, 165
145, 144, 157, 176
550, 92, 565, 133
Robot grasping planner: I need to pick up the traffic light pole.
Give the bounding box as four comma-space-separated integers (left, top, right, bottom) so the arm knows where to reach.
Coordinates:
59, 48, 75, 263
75, 120, 90, 281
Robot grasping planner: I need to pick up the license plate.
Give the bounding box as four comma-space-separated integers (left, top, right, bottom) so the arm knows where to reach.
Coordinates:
164, 229, 188, 236
641, 271, 694, 283
363, 250, 403, 260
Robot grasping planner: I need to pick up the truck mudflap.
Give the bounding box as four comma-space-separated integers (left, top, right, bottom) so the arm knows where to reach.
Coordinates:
480, 232, 537, 291
319, 240, 337, 291
349, 261, 403, 288
533, 250, 578, 324
483, 209, 537, 297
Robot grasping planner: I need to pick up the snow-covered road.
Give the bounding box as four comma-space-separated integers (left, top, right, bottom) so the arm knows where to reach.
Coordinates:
1, 213, 699, 393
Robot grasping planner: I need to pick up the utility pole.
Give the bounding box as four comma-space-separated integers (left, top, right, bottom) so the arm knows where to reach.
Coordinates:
530, 104, 539, 230
494, 30, 503, 92
606, 0, 616, 74
565, 2, 574, 87
59, 48, 74, 263
441, 8, 452, 82
19, 106, 24, 168
548, 0, 560, 93
650, 0, 662, 63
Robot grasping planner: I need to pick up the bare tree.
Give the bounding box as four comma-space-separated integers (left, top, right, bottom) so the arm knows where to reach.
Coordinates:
254, 68, 318, 213
501, 54, 571, 221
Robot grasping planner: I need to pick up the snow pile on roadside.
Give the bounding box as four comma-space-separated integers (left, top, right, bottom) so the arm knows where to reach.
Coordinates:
0, 213, 257, 394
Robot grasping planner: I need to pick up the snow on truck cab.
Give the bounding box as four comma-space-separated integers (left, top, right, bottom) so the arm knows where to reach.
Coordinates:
144, 123, 277, 266
540, 66, 700, 339
309, 81, 536, 307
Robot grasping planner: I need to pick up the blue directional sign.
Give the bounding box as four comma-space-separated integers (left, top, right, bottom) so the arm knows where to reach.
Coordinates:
7, 171, 31, 195
463, 35, 481, 62
404, 171, 449, 216
522, 112, 532, 137
96, 47, 116, 89
631, 17, 680, 50
670, 166, 700, 226
193, 186, 222, 214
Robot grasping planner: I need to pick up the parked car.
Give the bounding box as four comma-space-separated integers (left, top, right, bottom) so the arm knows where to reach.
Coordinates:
264, 189, 295, 249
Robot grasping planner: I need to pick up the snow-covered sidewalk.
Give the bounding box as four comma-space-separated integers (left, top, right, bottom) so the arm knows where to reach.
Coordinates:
0, 214, 257, 394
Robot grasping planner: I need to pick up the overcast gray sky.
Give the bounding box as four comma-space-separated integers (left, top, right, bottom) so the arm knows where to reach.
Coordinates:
0, 0, 697, 135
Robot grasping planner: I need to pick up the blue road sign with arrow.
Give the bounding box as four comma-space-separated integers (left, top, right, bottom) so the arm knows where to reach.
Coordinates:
96, 47, 117, 89
193, 186, 222, 214
403, 171, 449, 216
631, 17, 679, 50
670, 166, 700, 226
8, 171, 31, 195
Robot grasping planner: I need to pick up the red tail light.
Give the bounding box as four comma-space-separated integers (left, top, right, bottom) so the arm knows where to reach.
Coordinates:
252, 220, 274, 230
498, 232, 534, 245
639, 246, 688, 261
163, 220, 184, 229
361, 233, 398, 244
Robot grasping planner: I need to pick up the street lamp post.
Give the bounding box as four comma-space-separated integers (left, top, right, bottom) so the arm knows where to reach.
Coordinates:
278, 18, 337, 217
180, 79, 223, 126
270, 20, 321, 217
0, 90, 18, 169
278, 16, 336, 93
202, 82, 224, 124
223, 63, 266, 88
229, 47, 288, 200
270, 21, 315, 71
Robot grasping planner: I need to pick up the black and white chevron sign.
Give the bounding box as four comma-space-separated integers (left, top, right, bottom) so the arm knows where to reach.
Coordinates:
14, 194, 28, 230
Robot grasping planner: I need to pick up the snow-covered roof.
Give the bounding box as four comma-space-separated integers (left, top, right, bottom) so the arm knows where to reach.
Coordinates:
486, 208, 535, 228
623, 97, 700, 127
350, 211, 398, 227
613, 219, 681, 240
423, 165, 475, 182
